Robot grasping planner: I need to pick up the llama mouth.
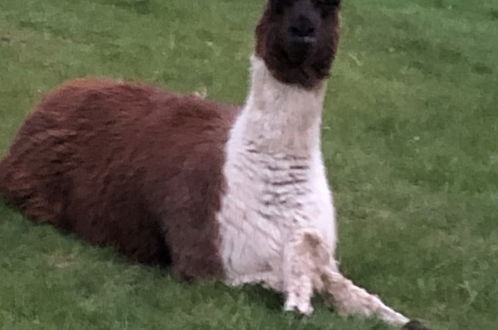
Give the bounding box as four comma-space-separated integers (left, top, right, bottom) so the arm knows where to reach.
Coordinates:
289, 36, 316, 45
288, 35, 316, 55
286, 42, 314, 65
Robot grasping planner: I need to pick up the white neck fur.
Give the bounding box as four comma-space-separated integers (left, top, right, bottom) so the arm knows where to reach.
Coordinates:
233, 55, 327, 156
218, 55, 336, 280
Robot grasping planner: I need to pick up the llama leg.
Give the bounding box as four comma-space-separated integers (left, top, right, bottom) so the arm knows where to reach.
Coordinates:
320, 266, 411, 327
283, 272, 314, 316
286, 230, 415, 327
282, 230, 329, 316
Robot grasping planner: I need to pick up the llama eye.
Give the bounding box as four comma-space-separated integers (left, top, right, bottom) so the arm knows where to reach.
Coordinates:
271, 0, 294, 14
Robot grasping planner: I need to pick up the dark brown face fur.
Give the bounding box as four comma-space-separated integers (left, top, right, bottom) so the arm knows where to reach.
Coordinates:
256, 0, 341, 89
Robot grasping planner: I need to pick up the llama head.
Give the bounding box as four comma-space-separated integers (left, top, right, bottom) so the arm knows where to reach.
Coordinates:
255, 0, 341, 89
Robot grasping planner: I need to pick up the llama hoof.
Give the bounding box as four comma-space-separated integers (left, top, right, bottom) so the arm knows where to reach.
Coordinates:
403, 320, 430, 330
284, 299, 314, 316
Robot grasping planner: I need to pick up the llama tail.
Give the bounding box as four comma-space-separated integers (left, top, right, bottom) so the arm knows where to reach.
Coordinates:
320, 266, 422, 328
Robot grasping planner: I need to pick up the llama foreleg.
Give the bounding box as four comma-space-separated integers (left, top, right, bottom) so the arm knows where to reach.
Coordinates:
282, 230, 330, 316
283, 230, 416, 327
283, 272, 314, 316
320, 267, 411, 327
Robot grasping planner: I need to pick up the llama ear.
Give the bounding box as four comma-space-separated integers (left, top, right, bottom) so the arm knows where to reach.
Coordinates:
268, 0, 278, 9
317, 0, 341, 8
267, 0, 285, 13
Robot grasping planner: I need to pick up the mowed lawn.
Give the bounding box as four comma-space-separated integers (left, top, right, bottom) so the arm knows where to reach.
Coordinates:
0, 0, 497, 329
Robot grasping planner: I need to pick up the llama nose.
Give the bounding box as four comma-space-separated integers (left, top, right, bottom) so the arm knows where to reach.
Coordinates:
288, 20, 316, 43
289, 25, 315, 38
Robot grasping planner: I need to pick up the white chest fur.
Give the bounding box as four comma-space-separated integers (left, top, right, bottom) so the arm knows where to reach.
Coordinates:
217, 56, 337, 282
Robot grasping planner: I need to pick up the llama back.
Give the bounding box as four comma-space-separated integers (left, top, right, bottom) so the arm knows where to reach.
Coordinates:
0, 78, 239, 273
0, 78, 144, 225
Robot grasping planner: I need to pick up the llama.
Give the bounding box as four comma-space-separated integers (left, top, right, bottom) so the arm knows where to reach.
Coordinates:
0, 1, 426, 329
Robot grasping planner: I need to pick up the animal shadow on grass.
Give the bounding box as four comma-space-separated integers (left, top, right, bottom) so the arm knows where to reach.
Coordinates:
236, 284, 284, 313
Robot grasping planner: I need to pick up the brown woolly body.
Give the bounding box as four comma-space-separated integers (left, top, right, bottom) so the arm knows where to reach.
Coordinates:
0, 78, 238, 280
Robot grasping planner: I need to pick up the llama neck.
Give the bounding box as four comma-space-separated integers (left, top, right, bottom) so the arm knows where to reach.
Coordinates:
233, 56, 327, 157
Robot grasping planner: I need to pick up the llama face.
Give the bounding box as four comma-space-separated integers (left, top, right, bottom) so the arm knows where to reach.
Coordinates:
255, 0, 341, 89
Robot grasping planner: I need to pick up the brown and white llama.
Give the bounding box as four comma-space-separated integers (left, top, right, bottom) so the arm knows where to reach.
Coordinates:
0, 1, 427, 329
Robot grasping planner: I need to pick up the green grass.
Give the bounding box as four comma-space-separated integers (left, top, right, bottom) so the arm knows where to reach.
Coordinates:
0, 0, 497, 329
